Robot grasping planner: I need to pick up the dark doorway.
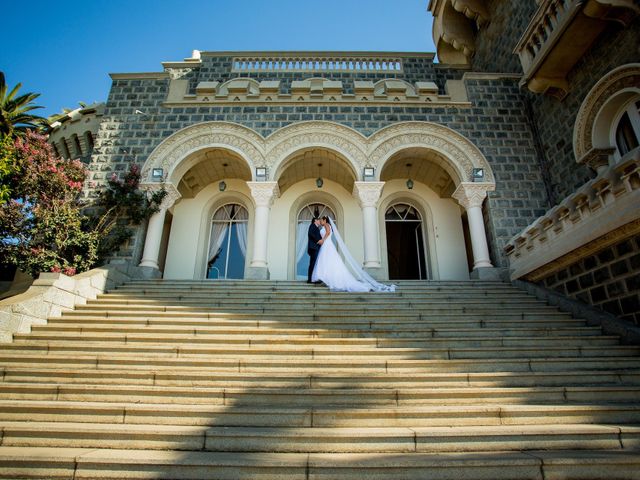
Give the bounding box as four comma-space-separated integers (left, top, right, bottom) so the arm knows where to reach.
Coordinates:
385, 204, 428, 280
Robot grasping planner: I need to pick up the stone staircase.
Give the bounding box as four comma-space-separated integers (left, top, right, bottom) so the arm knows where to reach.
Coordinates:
0, 279, 639, 479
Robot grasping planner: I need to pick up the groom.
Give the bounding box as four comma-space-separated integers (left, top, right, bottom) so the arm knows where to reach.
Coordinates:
307, 217, 323, 283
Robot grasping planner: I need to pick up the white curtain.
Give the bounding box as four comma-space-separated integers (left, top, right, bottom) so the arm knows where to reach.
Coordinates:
208, 222, 229, 264
296, 222, 309, 265
235, 208, 248, 258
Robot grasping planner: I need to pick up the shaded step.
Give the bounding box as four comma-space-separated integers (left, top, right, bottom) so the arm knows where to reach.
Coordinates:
1, 400, 640, 427
3, 367, 640, 388
0, 383, 639, 406
1, 422, 638, 453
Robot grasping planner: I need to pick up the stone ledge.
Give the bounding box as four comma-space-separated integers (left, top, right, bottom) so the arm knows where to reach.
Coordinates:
0, 265, 133, 343
513, 279, 640, 346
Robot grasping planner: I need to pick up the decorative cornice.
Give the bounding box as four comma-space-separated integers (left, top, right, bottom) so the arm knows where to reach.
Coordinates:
109, 72, 170, 80
352, 182, 386, 208
451, 182, 495, 209
247, 182, 280, 208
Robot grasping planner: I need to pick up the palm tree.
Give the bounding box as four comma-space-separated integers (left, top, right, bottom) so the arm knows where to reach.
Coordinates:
0, 72, 44, 137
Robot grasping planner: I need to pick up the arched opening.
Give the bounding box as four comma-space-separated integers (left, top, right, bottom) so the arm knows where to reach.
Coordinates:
174, 148, 252, 199
613, 98, 640, 157
385, 203, 428, 280
274, 147, 357, 195
294, 203, 337, 280
206, 203, 249, 280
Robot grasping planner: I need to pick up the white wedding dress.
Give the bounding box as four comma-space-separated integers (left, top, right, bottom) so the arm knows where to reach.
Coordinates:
311, 219, 395, 293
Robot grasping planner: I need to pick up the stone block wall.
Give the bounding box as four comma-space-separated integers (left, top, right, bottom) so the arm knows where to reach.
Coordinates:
539, 235, 640, 325
471, 0, 538, 74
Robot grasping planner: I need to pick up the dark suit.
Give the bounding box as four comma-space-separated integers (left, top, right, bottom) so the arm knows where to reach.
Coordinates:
307, 222, 322, 282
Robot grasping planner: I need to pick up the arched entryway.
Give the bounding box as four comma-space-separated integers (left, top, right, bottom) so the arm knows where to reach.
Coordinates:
206, 203, 249, 279
294, 203, 337, 280
385, 203, 429, 280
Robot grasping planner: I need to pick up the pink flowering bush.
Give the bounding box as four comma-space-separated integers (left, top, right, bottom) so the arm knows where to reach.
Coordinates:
0, 131, 100, 276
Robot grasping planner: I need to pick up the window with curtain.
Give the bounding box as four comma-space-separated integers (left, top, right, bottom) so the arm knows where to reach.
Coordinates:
207, 204, 249, 279
615, 100, 640, 157
295, 203, 336, 280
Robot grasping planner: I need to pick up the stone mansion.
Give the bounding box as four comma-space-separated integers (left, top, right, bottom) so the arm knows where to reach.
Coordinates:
46, 0, 640, 323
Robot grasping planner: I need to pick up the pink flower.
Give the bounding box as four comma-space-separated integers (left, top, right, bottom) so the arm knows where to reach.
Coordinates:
63, 267, 77, 276
51, 266, 62, 273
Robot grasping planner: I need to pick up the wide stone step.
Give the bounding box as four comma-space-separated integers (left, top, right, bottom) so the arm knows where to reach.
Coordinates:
2, 343, 637, 360
1, 422, 638, 453
1, 400, 640, 427
1, 383, 638, 406
57, 314, 585, 330
13, 333, 619, 349
75, 302, 555, 313
3, 354, 640, 373
96, 292, 538, 303
33, 323, 602, 340
4, 368, 640, 388
4, 446, 640, 480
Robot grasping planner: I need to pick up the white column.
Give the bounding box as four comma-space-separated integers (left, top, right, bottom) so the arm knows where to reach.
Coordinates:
247, 182, 280, 270
139, 183, 181, 269
353, 182, 385, 268
452, 182, 496, 270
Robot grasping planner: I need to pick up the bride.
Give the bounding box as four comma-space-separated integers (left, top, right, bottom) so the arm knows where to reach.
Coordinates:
311, 216, 395, 292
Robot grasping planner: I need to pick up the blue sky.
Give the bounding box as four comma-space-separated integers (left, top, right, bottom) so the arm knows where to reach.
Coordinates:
3, 0, 435, 118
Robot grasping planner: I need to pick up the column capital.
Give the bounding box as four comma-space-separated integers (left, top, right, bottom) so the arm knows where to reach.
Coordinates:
452, 182, 495, 210
247, 181, 280, 208
140, 182, 182, 210
353, 182, 385, 208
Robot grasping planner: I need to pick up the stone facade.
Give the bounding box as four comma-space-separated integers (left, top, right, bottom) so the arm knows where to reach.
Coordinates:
90, 54, 548, 268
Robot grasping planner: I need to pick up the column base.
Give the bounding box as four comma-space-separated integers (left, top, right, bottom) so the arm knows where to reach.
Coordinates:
470, 267, 508, 281
246, 266, 270, 280
364, 266, 385, 281
129, 265, 163, 280
139, 259, 160, 269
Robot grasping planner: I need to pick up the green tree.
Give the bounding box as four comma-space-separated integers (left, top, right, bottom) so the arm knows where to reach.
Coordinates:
0, 72, 45, 137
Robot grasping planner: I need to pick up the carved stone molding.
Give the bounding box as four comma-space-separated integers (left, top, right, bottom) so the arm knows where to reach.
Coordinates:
139, 182, 182, 210
369, 122, 495, 185
142, 121, 495, 196
579, 147, 618, 172
352, 182, 385, 208
142, 122, 265, 182
247, 182, 280, 208
265, 121, 369, 175
451, 182, 495, 210
574, 64, 640, 161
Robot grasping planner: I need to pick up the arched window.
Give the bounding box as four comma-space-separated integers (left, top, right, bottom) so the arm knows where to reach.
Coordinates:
385, 203, 429, 280
295, 203, 336, 280
615, 100, 640, 157
206, 204, 248, 279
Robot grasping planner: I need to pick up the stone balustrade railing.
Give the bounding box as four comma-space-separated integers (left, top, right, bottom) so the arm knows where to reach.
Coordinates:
231, 54, 406, 73
515, 0, 575, 73
505, 150, 640, 280
514, 0, 639, 98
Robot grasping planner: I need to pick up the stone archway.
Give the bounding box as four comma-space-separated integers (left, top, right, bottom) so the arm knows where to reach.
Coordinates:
141, 121, 265, 184
573, 63, 640, 167
368, 122, 496, 185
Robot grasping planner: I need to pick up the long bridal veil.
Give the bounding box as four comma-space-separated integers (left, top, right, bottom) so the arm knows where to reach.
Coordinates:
328, 218, 396, 293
